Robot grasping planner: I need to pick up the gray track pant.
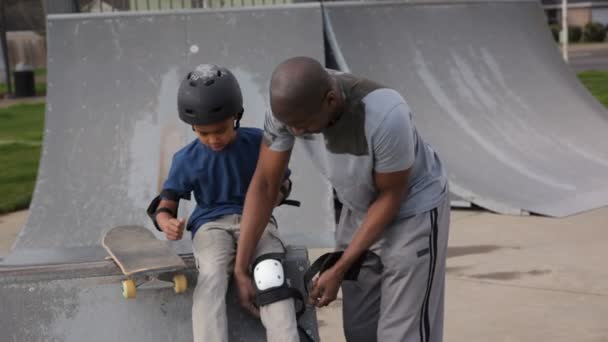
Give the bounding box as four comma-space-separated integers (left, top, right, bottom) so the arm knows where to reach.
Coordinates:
337, 194, 450, 342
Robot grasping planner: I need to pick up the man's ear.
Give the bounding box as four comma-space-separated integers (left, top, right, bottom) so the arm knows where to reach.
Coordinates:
326, 90, 338, 107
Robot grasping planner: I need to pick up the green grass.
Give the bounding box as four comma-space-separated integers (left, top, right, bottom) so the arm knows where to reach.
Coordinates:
35, 83, 46, 96
0, 144, 41, 213
0, 82, 46, 97
578, 71, 608, 108
0, 83, 47, 97
0, 103, 45, 141
0, 103, 44, 214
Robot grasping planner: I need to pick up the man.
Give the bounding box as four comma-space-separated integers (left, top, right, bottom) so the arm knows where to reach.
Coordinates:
234, 56, 450, 342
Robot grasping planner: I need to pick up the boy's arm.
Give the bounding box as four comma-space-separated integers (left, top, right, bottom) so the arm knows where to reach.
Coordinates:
155, 199, 185, 241
152, 153, 192, 240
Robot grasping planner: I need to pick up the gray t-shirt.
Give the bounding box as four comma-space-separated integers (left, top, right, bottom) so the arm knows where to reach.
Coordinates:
264, 73, 447, 219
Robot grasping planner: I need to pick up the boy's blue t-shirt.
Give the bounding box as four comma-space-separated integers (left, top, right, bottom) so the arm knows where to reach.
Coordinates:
162, 127, 286, 238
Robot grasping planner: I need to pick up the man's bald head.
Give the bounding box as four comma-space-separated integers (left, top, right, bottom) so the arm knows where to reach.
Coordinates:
269, 57, 332, 123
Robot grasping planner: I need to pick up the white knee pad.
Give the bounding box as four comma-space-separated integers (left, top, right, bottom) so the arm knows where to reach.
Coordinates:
253, 258, 285, 291
251, 253, 304, 317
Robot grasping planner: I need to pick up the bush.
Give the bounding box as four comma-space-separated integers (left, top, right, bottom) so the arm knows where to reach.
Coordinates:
569, 26, 583, 43
550, 24, 560, 42
548, 25, 583, 43
583, 22, 607, 42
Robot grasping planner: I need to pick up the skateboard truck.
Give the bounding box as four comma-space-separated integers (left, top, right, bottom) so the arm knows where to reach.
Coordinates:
121, 273, 188, 299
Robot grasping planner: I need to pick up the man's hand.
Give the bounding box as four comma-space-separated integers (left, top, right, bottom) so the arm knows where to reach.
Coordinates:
234, 271, 260, 317
158, 215, 185, 240
309, 266, 345, 308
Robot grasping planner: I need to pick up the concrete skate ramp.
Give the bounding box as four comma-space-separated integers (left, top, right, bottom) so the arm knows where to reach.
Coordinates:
324, 0, 608, 217
10, 4, 334, 258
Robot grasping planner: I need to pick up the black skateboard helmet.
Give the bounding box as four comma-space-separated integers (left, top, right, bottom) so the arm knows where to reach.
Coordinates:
177, 64, 243, 127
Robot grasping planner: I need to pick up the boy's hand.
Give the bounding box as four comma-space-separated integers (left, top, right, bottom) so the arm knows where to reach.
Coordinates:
158, 215, 185, 240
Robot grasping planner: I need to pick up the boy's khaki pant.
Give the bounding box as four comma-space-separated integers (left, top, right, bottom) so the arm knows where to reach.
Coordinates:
191, 214, 300, 342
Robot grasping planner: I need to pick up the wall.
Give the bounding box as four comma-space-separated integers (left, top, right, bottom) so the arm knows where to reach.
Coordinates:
6, 31, 46, 70
567, 8, 592, 27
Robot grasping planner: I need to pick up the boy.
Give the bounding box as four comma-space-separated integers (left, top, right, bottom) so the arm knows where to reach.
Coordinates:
148, 64, 301, 342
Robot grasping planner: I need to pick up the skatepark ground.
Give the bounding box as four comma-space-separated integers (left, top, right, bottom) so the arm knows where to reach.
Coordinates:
3, 206, 608, 341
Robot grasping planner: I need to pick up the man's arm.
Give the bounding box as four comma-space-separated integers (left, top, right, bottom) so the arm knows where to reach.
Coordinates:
333, 169, 409, 275
311, 99, 414, 306
235, 142, 292, 275
233, 142, 291, 316
309, 169, 409, 306
333, 100, 415, 265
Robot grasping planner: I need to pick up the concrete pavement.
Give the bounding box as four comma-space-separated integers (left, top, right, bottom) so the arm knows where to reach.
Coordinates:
0, 210, 27, 256
2, 207, 608, 341
564, 43, 608, 71
445, 208, 608, 342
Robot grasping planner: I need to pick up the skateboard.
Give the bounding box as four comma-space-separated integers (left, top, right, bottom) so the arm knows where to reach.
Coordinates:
102, 225, 188, 299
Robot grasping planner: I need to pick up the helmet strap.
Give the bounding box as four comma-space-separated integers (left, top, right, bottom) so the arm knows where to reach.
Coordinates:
234, 109, 244, 130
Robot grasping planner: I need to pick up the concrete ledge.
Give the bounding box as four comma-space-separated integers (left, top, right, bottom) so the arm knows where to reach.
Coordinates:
0, 246, 319, 341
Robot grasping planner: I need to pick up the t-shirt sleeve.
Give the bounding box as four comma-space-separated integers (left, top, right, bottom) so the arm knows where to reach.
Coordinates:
373, 103, 416, 173
161, 154, 193, 200
263, 110, 295, 152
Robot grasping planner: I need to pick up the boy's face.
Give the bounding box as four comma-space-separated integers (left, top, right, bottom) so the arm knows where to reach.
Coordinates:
192, 116, 236, 152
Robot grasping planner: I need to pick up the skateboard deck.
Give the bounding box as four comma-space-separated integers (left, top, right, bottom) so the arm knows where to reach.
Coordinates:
102, 225, 187, 298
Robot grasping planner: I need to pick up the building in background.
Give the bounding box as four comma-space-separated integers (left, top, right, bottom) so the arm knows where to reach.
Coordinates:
543, 0, 608, 26
1, 0, 46, 72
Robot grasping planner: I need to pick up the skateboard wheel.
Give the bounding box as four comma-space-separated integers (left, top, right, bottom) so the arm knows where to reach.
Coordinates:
122, 279, 136, 299
173, 274, 187, 294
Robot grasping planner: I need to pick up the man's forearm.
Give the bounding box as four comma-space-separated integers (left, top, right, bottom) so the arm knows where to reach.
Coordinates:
333, 190, 404, 275
235, 176, 279, 275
